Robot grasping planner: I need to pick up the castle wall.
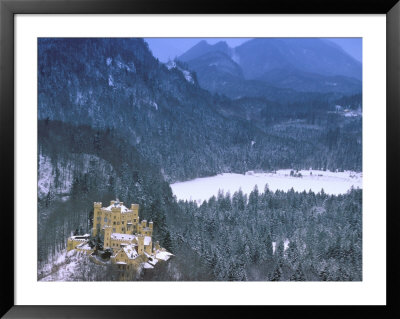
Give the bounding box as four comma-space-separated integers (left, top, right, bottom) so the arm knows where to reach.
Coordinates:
109, 236, 137, 252
92, 202, 102, 236
67, 238, 89, 251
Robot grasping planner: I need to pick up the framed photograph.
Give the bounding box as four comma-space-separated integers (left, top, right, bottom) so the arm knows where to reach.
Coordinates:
1, 0, 398, 317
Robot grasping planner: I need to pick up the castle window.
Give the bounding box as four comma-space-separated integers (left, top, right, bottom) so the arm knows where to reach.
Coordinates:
117, 222, 120, 225
113, 222, 116, 225
97, 217, 101, 222
104, 217, 107, 222
122, 221, 124, 225
113, 228, 116, 232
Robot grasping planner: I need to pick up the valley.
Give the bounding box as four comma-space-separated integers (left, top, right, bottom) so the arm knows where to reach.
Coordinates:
171, 169, 363, 203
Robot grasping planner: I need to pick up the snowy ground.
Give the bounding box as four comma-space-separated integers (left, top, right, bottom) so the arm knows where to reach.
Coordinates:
170, 169, 362, 203
39, 249, 173, 281
38, 153, 117, 200
38, 250, 83, 281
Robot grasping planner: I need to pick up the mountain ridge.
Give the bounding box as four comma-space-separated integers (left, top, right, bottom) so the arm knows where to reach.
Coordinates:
176, 38, 362, 97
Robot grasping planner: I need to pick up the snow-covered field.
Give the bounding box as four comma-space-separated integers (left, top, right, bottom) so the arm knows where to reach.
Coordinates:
170, 169, 362, 203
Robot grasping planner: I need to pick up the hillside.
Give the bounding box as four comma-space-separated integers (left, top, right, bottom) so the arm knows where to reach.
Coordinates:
37, 120, 177, 267
39, 38, 361, 185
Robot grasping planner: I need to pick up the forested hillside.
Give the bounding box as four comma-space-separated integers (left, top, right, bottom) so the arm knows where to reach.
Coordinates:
39, 38, 361, 183
161, 187, 362, 281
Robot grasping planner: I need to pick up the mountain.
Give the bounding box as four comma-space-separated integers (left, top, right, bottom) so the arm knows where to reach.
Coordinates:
178, 40, 232, 62
39, 38, 361, 185
178, 46, 310, 100
234, 38, 362, 80
177, 38, 362, 97
257, 68, 361, 93
184, 50, 243, 79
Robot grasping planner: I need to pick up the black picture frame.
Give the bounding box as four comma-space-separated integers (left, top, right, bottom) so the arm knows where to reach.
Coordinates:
1, 0, 398, 318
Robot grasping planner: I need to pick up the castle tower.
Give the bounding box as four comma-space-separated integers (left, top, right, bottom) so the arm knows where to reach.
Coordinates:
149, 221, 153, 237
137, 234, 144, 255
131, 204, 139, 218
131, 203, 139, 230
145, 237, 152, 255
111, 204, 121, 233
93, 202, 102, 236
131, 203, 139, 213
138, 220, 147, 235
104, 226, 112, 248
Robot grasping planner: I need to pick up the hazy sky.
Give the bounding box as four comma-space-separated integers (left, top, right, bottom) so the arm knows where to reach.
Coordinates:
145, 38, 362, 63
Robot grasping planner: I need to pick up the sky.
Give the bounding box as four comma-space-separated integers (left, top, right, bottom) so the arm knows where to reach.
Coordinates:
145, 38, 362, 63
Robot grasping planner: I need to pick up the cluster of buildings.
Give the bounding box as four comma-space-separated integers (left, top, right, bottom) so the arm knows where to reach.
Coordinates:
67, 200, 172, 272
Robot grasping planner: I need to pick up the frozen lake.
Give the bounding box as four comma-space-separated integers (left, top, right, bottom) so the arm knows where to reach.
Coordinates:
170, 169, 362, 203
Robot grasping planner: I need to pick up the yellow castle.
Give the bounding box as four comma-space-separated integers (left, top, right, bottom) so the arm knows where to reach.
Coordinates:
67, 199, 172, 271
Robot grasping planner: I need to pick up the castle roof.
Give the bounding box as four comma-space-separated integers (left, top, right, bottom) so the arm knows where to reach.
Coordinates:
111, 233, 136, 241
69, 237, 88, 242
69, 234, 90, 241
144, 236, 152, 246
76, 242, 92, 250
145, 253, 158, 266
104, 202, 130, 213
155, 251, 173, 261
123, 245, 139, 260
